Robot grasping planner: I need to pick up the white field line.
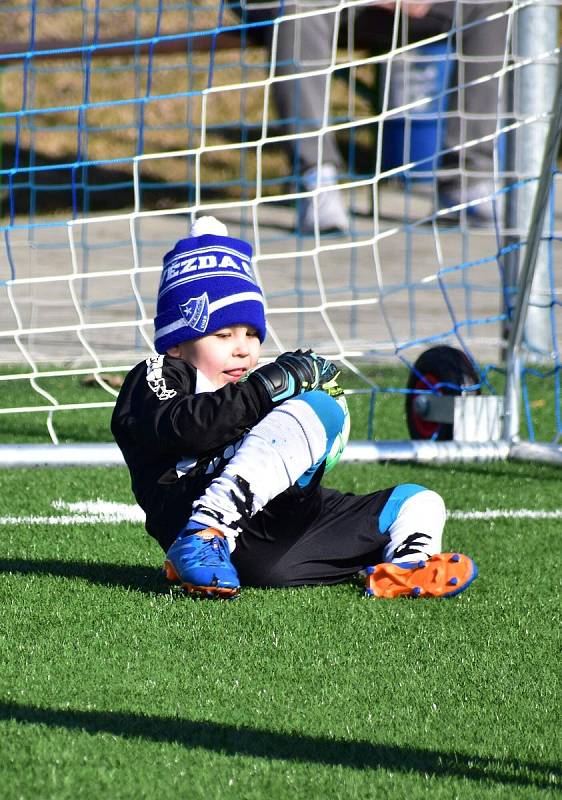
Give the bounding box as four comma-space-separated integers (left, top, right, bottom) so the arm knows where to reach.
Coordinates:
0, 500, 145, 526
448, 509, 562, 521
0, 500, 561, 526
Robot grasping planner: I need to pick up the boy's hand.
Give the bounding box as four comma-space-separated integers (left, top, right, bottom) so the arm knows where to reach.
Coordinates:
250, 349, 340, 404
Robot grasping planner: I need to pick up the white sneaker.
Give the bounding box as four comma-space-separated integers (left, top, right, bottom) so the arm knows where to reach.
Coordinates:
438, 180, 505, 227
298, 164, 350, 234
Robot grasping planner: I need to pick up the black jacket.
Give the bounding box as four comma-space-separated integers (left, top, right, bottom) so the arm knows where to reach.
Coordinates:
111, 354, 322, 551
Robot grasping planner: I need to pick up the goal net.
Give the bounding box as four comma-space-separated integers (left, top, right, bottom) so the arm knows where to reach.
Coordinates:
0, 0, 560, 462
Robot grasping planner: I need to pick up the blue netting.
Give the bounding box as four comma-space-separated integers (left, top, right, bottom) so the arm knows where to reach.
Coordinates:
0, 1, 560, 444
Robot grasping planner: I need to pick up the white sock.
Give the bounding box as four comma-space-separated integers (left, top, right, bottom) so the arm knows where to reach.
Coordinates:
383, 490, 446, 564
189, 398, 327, 550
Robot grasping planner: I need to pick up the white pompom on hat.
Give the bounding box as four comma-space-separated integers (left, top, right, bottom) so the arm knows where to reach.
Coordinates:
188, 215, 229, 238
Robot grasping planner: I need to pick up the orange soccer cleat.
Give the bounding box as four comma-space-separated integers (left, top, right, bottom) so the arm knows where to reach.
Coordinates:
364, 553, 477, 599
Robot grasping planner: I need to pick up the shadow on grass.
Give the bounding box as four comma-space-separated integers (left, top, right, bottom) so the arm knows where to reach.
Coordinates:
0, 557, 165, 595
0, 143, 194, 215
0, 700, 559, 790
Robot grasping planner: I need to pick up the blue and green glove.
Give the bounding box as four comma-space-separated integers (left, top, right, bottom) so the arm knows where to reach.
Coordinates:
249, 349, 340, 404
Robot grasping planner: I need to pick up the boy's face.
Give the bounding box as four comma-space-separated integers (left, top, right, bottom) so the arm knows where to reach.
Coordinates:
167, 324, 261, 389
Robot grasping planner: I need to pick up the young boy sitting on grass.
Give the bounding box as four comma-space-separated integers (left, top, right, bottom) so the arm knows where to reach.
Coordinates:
111, 216, 478, 600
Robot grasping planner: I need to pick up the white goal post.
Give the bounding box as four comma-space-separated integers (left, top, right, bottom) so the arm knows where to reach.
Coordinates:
0, 0, 560, 466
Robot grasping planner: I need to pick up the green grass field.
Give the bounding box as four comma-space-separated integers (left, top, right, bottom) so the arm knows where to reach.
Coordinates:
2, 4, 561, 794
0, 452, 560, 798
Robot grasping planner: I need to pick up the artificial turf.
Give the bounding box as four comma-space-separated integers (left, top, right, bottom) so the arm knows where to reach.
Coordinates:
0, 460, 560, 799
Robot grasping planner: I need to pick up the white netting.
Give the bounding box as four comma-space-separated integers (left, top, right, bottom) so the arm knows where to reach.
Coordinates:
0, 0, 560, 447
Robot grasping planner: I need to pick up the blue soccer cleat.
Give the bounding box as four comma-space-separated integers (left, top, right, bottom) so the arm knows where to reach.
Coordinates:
163, 528, 240, 599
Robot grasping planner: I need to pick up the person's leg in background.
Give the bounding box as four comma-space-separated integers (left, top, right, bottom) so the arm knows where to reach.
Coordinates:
430, 1, 510, 223
239, 0, 349, 233
349, 2, 509, 225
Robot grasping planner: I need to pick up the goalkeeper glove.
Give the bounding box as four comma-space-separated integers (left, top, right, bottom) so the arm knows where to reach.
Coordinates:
249, 349, 340, 404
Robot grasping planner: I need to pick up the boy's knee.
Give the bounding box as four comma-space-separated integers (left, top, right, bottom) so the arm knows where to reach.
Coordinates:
294, 390, 346, 442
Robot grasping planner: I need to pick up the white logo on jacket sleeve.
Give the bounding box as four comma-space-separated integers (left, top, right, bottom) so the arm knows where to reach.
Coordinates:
145, 356, 177, 401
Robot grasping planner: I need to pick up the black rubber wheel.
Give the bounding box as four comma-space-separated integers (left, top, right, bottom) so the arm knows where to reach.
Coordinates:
406, 346, 481, 441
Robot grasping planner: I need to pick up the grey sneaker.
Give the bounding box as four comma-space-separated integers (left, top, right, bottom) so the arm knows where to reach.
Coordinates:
298, 164, 350, 234
438, 180, 505, 227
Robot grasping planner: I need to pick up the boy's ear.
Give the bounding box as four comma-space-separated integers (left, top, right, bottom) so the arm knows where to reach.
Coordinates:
166, 344, 181, 357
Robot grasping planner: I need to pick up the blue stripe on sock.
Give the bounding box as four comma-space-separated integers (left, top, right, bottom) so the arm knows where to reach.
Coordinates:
379, 484, 427, 533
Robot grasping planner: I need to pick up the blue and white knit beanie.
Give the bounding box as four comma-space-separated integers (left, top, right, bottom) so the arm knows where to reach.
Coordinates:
154, 216, 266, 354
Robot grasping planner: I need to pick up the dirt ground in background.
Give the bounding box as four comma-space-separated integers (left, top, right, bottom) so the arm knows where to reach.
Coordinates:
1, 0, 375, 205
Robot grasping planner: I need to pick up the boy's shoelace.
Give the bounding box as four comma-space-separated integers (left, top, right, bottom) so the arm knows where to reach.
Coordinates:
186, 536, 229, 566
